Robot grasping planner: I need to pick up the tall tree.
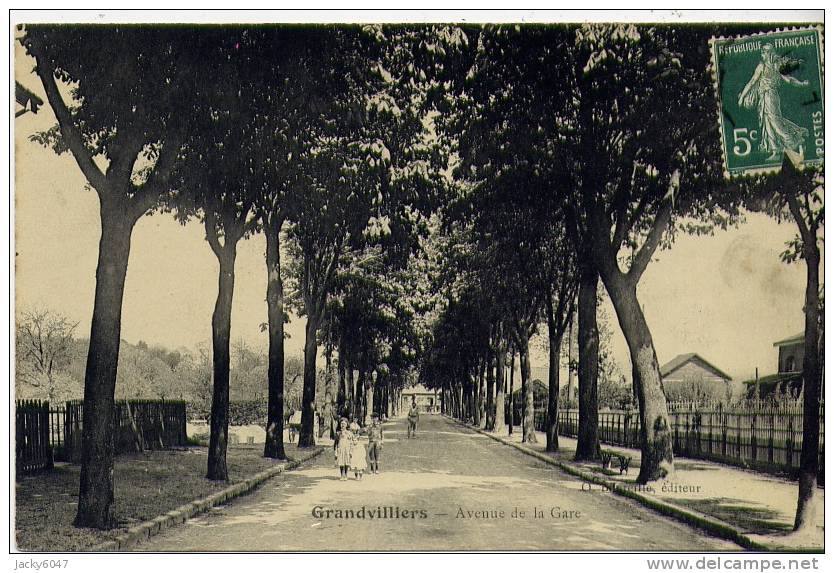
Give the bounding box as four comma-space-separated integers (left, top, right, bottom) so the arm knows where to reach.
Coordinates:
443, 25, 576, 445
170, 32, 260, 479
245, 28, 327, 460
287, 25, 461, 445
23, 26, 192, 527
759, 161, 823, 535
569, 24, 740, 481
286, 143, 380, 446
574, 266, 601, 460
544, 258, 578, 452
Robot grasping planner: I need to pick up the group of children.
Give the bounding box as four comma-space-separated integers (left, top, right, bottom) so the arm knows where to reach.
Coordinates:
334, 414, 384, 481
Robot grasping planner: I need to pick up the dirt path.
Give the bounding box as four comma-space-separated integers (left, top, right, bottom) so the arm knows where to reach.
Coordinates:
139, 415, 740, 551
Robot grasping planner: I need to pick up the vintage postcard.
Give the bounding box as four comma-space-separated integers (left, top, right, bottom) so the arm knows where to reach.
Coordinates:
10, 9, 825, 562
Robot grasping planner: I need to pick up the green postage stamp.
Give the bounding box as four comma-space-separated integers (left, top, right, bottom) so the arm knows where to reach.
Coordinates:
711, 28, 824, 177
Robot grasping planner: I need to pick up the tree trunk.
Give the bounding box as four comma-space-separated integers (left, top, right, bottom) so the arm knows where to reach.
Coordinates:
323, 347, 335, 439
472, 370, 481, 426
508, 349, 515, 435
493, 344, 506, 434
337, 340, 346, 416
263, 221, 286, 460
207, 243, 237, 480
519, 332, 537, 444
75, 207, 133, 529
365, 377, 374, 426
448, 385, 454, 417
575, 262, 600, 461
566, 318, 575, 407
462, 383, 467, 421
346, 364, 354, 420
486, 350, 496, 431
603, 272, 673, 483
794, 238, 822, 532
479, 361, 487, 427
356, 368, 366, 424
388, 380, 394, 418
298, 312, 320, 447
466, 381, 471, 421
546, 294, 562, 452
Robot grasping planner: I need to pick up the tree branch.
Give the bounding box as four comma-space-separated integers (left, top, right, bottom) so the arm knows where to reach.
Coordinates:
615, 189, 651, 249
786, 193, 813, 249
318, 238, 345, 313
30, 50, 108, 193
204, 211, 224, 258
625, 170, 678, 285
107, 128, 146, 184
129, 135, 184, 220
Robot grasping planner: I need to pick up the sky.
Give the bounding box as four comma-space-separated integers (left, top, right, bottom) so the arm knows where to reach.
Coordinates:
13, 39, 816, 385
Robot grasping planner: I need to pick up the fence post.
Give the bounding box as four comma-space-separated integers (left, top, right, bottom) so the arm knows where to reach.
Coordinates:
44, 401, 53, 470
695, 412, 701, 456
818, 401, 825, 486
674, 414, 681, 456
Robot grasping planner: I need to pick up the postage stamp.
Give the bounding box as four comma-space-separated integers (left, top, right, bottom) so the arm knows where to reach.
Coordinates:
710, 27, 824, 177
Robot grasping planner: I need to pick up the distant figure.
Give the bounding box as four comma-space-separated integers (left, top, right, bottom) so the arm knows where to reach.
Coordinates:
367, 413, 384, 474
334, 418, 353, 481
350, 423, 368, 480
407, 401, 420, 438
287, 408, 299, 443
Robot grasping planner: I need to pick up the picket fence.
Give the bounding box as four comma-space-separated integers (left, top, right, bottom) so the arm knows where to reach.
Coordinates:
16, 399, 187, 475
508, 400, 824, 483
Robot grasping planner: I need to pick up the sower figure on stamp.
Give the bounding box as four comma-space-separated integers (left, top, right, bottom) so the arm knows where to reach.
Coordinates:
367, 413, 384, 474
407, 400, 420, 439
738, 43, 809, 160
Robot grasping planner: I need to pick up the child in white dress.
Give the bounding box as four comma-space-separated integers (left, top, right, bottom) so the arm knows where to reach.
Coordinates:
334, 418, 353, 481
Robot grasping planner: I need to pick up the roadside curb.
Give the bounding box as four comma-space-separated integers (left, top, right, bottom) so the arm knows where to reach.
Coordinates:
91, 447, 325, 552
444, 415, 768, 551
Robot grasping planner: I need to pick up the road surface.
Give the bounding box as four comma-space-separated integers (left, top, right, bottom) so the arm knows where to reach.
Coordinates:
140, 415, 738, 551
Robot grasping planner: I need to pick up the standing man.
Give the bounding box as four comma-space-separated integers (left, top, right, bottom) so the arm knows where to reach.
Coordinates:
407, 400, 420, 439
368, 413, 384, 474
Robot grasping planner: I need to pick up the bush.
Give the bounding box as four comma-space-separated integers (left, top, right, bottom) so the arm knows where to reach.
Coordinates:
187, 400, 279, 426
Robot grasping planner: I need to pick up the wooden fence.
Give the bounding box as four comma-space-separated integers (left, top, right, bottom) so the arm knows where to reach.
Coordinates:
554, 402, 824, 483
61, 400, 188, 462
16, 400, 53, 476
20, 400, 187, 469
503, 396, 824, 482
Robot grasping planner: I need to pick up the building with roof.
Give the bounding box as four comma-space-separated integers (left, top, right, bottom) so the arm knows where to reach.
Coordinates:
773, 332, 804, 375
742, 332, 805, 401
660, 353, 733, 403
401, 384, 440, 414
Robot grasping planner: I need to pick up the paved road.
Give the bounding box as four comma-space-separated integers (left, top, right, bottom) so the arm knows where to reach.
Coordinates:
141, 415, 738, 551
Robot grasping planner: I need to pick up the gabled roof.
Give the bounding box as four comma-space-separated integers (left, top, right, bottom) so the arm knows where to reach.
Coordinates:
773, 332, 804, 347
660, 353, 732, 382
401, 384, 434, 395
511, 379, 548, 396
